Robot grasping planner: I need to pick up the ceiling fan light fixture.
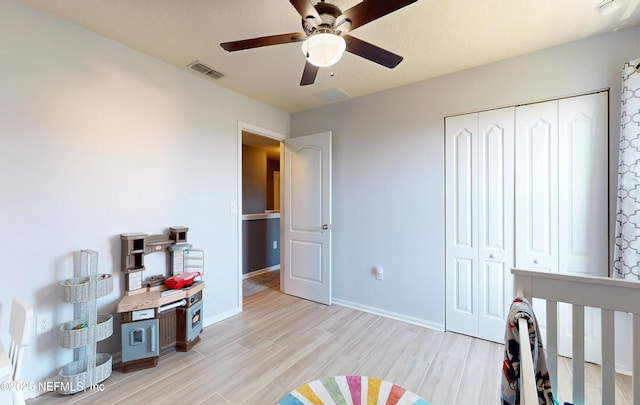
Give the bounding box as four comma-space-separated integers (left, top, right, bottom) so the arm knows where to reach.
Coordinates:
301, 33, 346, 67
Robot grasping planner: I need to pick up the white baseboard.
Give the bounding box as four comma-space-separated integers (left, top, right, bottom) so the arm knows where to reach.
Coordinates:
203, 306, 241, 328
615, 362, 632, 377
243, 265, 280, 279
332, 298, 444, 332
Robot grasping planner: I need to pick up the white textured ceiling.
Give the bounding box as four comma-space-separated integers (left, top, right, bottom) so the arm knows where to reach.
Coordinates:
21, 0, 640, 113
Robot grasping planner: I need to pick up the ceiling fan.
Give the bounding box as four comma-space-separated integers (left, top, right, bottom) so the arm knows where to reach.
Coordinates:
220, 0, 418, 86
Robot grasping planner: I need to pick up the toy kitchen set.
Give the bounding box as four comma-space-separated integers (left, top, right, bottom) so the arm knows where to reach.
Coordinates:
116, 227, 204, 373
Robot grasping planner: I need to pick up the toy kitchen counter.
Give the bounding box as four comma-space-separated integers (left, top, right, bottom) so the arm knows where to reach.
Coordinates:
117, 281, 204, 313
118, 227, 205, 373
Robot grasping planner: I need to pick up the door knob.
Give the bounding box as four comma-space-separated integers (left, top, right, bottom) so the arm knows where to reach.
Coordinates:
489, 254, 495, 259
322, 224, 329, 230
533, 259, 539, 264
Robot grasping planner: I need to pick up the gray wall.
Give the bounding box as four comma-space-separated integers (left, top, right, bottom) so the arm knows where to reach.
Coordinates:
242, 144, 268, 214
242, 145, 281, 275
242, 218, 281, 274
291, 26, 640, 332
266, 159, 280, 211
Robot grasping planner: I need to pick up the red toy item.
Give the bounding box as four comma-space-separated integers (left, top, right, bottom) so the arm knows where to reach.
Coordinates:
164, 271, 200, 289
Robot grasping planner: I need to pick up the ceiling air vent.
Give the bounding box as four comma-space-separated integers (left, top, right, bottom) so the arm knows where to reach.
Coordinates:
187, 60, 224, 80
314, 87, 351, 104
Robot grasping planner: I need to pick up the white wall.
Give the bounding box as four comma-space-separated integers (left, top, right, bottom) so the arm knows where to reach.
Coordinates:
0, 0, 288, 398
291, 26, 640, 349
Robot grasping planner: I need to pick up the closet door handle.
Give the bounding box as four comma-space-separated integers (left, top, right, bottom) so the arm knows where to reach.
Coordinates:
489, 254, 495, 259
533, 259, 539, 265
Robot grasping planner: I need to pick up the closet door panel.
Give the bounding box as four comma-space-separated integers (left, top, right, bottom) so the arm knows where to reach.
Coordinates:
479, 109, 513, 254
478, 107, 515, 342
558, 92, 608, 277
557, 92, 608, 365
453, 258, 474, 313
515, 101, 559, 272
445, 113, 479, 337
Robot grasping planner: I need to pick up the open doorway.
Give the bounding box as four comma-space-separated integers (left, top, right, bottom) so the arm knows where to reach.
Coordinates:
240, 129, 282, 301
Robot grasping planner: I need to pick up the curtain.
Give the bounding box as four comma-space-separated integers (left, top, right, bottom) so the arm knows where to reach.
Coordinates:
613, 57, 640, 279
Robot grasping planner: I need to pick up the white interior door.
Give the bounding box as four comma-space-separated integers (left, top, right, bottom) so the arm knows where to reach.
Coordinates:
445, 108, 515, 343
477, 108, 515, 342
513, 101, 556, 362
282, 132, 332, 305
556, 92, 608, 364
445, 113, 479, 338
558, 92, 608, 278
515, 100, 559, 273
515, 93, 608, 364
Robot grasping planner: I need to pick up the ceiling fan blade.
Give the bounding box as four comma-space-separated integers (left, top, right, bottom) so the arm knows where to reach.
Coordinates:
300, 61, 319, 86
290, 0, 320, 20
344, 35, 403, 68
341, 0, 418, 31
221, 32, 306, 52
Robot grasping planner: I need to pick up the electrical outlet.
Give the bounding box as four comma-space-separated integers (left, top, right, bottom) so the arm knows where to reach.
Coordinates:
273, 241, 278, 249
37, 313, 52, 335
375, 266, 384, 281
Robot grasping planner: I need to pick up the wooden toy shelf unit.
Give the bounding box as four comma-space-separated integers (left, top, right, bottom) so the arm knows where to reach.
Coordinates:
117, 227, 205, 373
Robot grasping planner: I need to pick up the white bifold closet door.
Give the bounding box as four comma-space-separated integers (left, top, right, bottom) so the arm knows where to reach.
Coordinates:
515, 92, 608, 363
445, 107, 515, 343
445, 92, 607, 348
514, 100, 559, 273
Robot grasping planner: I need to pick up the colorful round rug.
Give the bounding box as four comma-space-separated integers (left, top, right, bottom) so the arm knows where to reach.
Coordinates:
277, 375, 430, 405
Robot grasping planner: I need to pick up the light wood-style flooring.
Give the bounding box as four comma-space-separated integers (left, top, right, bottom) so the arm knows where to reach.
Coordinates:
29, 287, 632, 404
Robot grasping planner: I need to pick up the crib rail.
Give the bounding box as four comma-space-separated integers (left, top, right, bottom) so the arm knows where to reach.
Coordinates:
512, 268, 640, 405
517, 316, 538, 404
